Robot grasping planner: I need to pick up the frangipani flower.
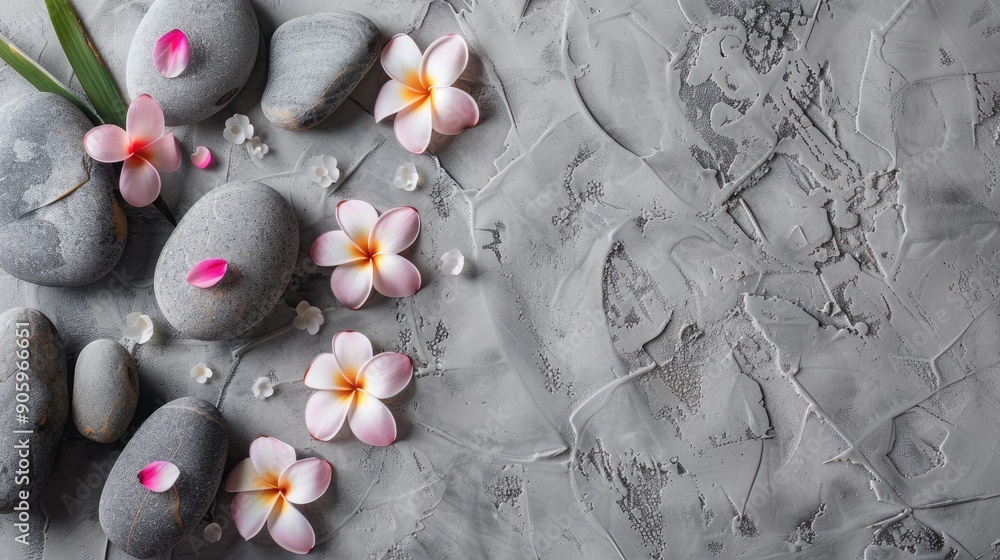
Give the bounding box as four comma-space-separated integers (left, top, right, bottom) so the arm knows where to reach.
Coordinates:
153, 29, 189, 78
138, 460, 179, 492
186, 258, 228, 288
249, 136, 269, 159
224, 436, 332, 555
310, 200, 421, 310
393, 162, 419, 191
374, 34, 480, 154
83, 94, 181, 207
440, 248, 465, 275
305, 155, 339, 188
253, 377, 274, 399
293, 301, 324, 335
223, 114, 253, 145
304, 331, 413, 446
191, 146, 212, 169
190, 362, 213, 384
124, 312, 154, 344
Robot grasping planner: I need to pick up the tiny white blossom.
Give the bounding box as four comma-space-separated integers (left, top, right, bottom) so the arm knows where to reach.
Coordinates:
124, 312, 154, 344
292, 301, 324, 335
223, 114, 253, 145
252, 377, 274, 399
203, 522, 222, 543
305, 155, 340, 188
393, 162, 419, 191
249, 136, 269, 159
440, 249, 465, 275
190, 362, 213, 384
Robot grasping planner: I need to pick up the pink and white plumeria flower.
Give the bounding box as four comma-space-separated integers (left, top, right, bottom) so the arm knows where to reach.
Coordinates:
374, 34, 479, 154
224, 436, 332, 555
310, 200, 421, 310
304, 331, 413, 446
83, 94, 181, 207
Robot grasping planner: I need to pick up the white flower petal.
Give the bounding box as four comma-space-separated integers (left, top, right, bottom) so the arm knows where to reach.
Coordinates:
190, 362, 213, 384
253, 377, 274, 399
203, 522, 222, 543
124, 312, 154, 344
440, 248, 465, 275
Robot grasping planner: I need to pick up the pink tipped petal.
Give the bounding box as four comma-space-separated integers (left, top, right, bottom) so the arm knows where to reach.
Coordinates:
305, 390, 354, 441
232, 489, 279, 541
249, 436, 297, 484
394, 99, 433, 155
357, 352, 413, 399
348, 392, 397, 446
419, 34, 469, 89
381, 34, 424, 89
138, 460, 179, 492
153, 29, 190, 78
119, 156, 161, 208
126, 94, 166, 147
267, 499, 316, 555
137, 130, 181, 173
278, 458, 332, 505
374, 80, 426, 122
303, 353, 353, 391
335, 200, 379, 251
332, 331, 374, 378
330, 260, 374, 310
370, 206, 420, 254
191, 146, 212, 169
430, 87, 480, 135
83, 125, 131, 163
372, 254, 422, 298
186, 258, 228, 288
224, 458, 271, 493
310, 230, 365, 267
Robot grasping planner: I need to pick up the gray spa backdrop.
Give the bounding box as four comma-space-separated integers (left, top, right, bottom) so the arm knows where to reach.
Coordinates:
0, 0, 997, 558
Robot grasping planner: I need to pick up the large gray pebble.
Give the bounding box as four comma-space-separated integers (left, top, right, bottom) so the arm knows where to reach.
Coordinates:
262, 11, 380, 130
153, 181, 299, 340
126, 0, 260, 126
0, 92, 127, 287
0, 307, 68, 513
72, 339, 137, 444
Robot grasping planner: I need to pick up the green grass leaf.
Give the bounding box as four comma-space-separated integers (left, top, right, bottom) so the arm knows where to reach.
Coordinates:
45, 0, 128, 127
0, 31, 101, 125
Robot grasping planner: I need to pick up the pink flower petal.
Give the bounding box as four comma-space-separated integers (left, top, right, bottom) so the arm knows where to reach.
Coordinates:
305, 390, 354, 441
191, 146, 212, 169
153, 29, 190, 78
267, 499, 316, 554
136, 130, 181, 173
302, 353, 353, 391
330, 260, 374, 310
357, 352, 413, 399
310, 230, 366, 267
138, 460, 179, 492
370, 206, 420, 255
348, 392, 397, 446
232, 489, 279, 541
224, 458, 271, 493
126, 93, 166, 148
119, 156, 161, 208
249, 436, 297, 484
374, 80, 426, 123
394, 98, 433, 154
380, 34, 423, 90
278, 458, 332, 505
332, 331, 373, 381
83, 125, 131, 163
430, 87, 480, 135
372, 254, 422, 298
335, 199, 379, 252
419, 34, 468, 89
186, 258, 228, 288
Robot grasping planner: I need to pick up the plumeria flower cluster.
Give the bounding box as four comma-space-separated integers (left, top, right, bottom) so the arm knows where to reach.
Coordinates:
223, 114, 268, 159
305, 155, 340, 188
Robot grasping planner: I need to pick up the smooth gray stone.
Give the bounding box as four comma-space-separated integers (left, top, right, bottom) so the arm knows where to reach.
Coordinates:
153, 181, 299, 340
262, 11, 380, 130
126, 0, 260, 126
0, 92, 127, 287
0, 307, 68, 513
99, 397, 228, 559
72, 339, 138, 444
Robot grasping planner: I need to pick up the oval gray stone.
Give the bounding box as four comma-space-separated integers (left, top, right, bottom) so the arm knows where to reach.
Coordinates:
126, 0, 260, 126
153, 181, 299, 340
0, 92, 127, 287
0, 307, 68, 513
262, 11, 380, 130
72, 339, 138, 444
99, 397, 228, 558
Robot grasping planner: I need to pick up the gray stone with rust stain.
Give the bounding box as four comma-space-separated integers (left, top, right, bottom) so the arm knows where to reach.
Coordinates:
126, 0, 260, 126
72, 339, 138, 444
0, 307, 68, 513
99, 397, 228, 558
0, 92, 127, 287
262, 11, 380, 130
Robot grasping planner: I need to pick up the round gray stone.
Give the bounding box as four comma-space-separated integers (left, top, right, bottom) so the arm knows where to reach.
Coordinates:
99, 397, 228, 558
0, 92, 127, 287
0, 307, 68, 513
262, 11, 380, 130
153, 181, 299, 340
72, 339, 138, 444
126, 0, 260, 126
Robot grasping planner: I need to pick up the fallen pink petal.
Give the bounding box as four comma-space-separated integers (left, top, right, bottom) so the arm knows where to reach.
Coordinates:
153, 29, 190, 78
186, 259, 228, 288
190, 146, 212, 169
138, 460, 179, 492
